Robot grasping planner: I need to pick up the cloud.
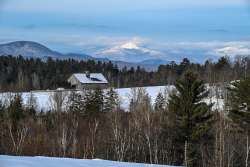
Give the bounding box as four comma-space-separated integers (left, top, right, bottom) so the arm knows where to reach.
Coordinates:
214, 45, 250, 57
144, 40, 250, 62
49, 36, 250, 62
175, 41, 250, 58
160, 41, 250, 49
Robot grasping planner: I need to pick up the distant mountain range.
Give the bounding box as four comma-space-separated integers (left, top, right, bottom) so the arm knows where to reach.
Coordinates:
139, 59, 170, 66
0, 41, 170, 71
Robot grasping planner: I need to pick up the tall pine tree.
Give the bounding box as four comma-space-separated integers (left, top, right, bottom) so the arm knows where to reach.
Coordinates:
228, 78, 250, 167
228, 78, 250, 128
168, 72, 213, 167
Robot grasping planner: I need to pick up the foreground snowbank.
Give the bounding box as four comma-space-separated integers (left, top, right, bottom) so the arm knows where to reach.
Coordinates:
0, 155, 179, 167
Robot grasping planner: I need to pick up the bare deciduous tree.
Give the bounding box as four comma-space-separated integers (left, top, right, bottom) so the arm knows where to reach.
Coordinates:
7, 120, 29, 155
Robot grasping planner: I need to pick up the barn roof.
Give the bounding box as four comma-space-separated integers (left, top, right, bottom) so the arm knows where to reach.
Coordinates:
71, 73, 108, 84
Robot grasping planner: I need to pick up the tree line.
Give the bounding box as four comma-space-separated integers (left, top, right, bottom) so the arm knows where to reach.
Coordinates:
1, 70, 250, 167
0, 55, 249, 92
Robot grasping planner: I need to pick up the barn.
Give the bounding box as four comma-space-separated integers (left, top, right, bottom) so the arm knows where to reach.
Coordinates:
67, 73, 108, 89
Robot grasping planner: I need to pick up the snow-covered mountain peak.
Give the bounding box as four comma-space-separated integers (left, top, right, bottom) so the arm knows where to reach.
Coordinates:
95, 39, 163, 62
120, 41, 140, 50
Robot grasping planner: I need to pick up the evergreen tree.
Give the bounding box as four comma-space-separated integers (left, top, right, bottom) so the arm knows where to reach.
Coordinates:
168, 72, 213, 167
7, 95, 25, 127
228, 78, 250, 129
93, 88, 104, 113
228, 78, 250, 167
154, 92, 165, 112
68, 92, 85, 115
0, 100, 5, 121
84, 88, 104, 117
104, 88, 119, 112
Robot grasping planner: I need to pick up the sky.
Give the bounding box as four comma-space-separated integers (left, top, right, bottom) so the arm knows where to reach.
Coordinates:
1, 0, 250, 62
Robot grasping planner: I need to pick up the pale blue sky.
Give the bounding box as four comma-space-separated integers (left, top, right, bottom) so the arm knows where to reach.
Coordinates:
1, 0, 246, 12
1, 0, 250, 62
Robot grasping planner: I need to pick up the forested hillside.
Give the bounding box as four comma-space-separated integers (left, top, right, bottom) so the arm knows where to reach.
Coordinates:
1, 55, 250, 167
0, 69, 250, 167
0, 55, 249, 92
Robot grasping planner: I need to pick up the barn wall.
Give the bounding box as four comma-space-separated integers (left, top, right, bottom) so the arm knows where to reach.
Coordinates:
80, 83, 108, 90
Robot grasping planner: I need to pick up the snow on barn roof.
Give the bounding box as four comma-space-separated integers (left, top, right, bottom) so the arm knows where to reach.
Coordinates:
72, 73, 108, 84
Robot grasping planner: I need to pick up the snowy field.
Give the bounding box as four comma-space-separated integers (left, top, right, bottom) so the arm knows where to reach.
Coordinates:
0, 85, 224, 112
0, 155, 179, 167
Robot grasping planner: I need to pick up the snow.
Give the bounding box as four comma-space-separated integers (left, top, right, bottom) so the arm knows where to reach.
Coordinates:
97, 40, 162, 58
121, 42, 140, 50
72, 73, 108, 84
117, 85, 224, 111
117, 85, 175, 109
0, 155, 179, 167
0, 85, 225, 112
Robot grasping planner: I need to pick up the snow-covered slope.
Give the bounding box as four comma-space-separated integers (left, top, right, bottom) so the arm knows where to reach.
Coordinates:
95, 40, 163, 62
0, 155, 179, 167
0, 85, 224, 112
0, 41, 94, 60
0, 41, 63, 58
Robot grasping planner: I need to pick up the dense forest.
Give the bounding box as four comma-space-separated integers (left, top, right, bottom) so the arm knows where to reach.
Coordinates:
0, 55, 249, 92
1, 55, 250, 167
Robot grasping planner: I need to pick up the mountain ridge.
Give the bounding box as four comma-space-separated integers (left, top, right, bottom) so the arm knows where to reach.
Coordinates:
0, 41, 169, 71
